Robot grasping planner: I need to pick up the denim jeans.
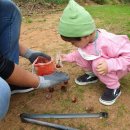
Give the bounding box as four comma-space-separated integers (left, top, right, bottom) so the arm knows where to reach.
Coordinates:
0, 0, 21, 120
0, 78, 11, 120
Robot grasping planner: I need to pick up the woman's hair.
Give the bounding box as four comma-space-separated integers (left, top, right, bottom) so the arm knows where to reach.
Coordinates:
60, 35, 81, 42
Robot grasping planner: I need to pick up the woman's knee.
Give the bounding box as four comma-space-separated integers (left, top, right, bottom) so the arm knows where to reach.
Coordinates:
0, 78, 11, 120
0, 0, 21, 20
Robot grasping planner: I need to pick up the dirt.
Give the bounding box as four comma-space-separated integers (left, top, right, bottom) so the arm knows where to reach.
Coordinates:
0, 10, 130, 130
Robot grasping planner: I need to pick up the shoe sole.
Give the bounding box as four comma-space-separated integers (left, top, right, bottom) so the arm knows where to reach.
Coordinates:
11, 88, 34, 95
99, 91, 121, 106
75, 78, 98, 86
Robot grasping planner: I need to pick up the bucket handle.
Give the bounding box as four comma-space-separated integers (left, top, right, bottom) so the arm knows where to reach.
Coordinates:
32, 63, 35, 74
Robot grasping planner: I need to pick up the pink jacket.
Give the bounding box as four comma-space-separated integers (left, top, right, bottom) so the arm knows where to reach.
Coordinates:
64, 29, 130, 73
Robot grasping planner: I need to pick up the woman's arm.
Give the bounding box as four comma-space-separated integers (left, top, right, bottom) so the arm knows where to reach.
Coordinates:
6, 64, 39, 88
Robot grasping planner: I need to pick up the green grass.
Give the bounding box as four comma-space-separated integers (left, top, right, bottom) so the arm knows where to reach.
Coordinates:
23, 17, 33, 23
117, 104, 127, 118
85, 5, 130, 37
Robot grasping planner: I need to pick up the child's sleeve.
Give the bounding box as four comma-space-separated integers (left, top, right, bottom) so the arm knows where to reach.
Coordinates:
106, 41, 130, 73
62, 51, 80, 62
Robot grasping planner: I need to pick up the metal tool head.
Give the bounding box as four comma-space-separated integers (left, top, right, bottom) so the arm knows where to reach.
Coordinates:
100, 112, 108, 118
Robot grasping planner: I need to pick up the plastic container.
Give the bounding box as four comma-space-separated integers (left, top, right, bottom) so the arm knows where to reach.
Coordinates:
33, 56, 55, 76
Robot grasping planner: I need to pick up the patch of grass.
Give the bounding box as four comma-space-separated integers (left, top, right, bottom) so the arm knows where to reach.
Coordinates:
27, 18, 33, 23
23, 17, 33, 23
121, 74, 130, 93
31, 127, 38, 130
101, 108, 109, 113
76, 85, 85, 93
100, 119, 111, 128
78, 124, 89, 130
61, 98, 72, 108
19, 127, 25, 130
21, 104, 35, 112
93, 0, 130, 4
28, 91, 36, 98
127, 33, 130, 38
117, 104, 127, 118
85, 5, 130, 34
36, 18, 47, 22
74, 85, 85, 99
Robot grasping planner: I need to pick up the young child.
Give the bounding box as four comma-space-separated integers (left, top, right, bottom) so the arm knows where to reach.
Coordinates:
58, 0, 130, 105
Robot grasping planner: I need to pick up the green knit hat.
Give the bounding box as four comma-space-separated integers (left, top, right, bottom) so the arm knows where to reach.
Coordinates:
58, 0, 96, 37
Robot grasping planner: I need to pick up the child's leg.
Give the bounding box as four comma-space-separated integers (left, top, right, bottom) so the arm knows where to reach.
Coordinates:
92, 57, 128, 89
0, 0, 21, 64
0, 77, 11, 120
92, 57, 127, 105
74, 55, 98, 85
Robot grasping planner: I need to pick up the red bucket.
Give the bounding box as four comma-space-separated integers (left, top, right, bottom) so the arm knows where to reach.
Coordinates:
33, 56, 55, 76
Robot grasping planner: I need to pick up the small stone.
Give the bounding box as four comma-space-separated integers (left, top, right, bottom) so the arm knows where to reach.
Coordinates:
48, 88, 54, 93
71, 96, 77, 103
85, 106, 94, 113
45, 93, 52, 99
64, 81, 68, 85
61, 86, 67, 92
56, 64, 61, 68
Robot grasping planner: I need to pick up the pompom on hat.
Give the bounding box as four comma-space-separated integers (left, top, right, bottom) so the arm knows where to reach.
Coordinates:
58, 0, 96, 37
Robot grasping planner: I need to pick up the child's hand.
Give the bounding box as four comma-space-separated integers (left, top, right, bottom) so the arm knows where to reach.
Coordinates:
60, 54, 68, 61
96, 60, 108, 75
56, 53, 67, 68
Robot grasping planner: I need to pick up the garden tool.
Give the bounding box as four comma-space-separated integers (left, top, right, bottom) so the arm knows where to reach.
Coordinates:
20, 112, 108, 130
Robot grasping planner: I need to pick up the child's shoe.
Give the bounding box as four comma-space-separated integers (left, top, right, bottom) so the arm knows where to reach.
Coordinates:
75, 73, 98, 85
99, 87, 121, 106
